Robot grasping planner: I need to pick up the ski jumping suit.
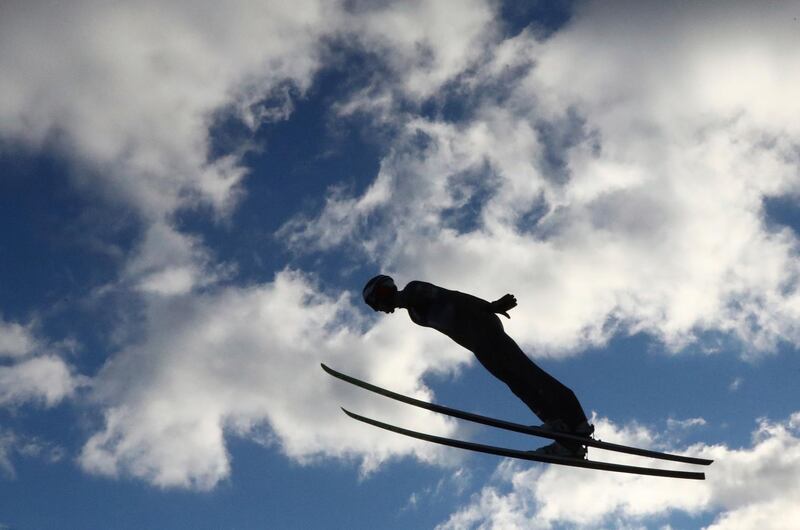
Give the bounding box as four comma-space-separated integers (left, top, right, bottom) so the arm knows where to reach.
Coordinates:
402, 280, 588, 430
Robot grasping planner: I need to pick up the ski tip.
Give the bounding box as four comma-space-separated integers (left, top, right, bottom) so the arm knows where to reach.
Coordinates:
320, 362, 332, 373
341, 407, 365, 420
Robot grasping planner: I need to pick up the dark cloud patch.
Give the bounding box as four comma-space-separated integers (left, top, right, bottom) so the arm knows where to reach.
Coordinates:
499, 0, 577, 38
535, 108, 598, 185
515, 193, 550, 235
440, 163, 498, 234
763, 195, 800, 237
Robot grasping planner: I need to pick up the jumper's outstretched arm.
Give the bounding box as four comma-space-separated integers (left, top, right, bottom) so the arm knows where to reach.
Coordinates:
489, 294, 517, 318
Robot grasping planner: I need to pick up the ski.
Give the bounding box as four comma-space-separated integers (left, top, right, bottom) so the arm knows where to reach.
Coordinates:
322, 363, 713, 467
343, 408, 705, 480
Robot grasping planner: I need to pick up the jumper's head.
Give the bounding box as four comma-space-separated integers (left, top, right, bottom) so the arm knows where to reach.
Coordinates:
362, 274, 397, 313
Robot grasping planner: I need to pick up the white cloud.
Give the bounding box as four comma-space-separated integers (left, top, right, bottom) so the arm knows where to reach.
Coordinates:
285, 0, 800, 356
0, 355, 82, 407
0, 318, 84, 408
0, 0, 341, 219
706, 498, 800, 530
437, 413, 800, 530
0, 428, 66, 480
345, 0, 497, 100
0, 318, 38, 358
0, 431, 15, 479
666, 417, 707, 431
123, 220, 227, 295
0, 0, 343, 295
403, 467, 473, 513
80, 270, 470, 489
0, 0, 500, 296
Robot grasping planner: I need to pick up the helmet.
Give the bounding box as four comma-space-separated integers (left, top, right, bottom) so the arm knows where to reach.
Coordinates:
362, 274, 396, 310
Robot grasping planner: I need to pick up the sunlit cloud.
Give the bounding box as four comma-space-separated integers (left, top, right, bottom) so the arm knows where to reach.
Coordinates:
438, 413, 800, 529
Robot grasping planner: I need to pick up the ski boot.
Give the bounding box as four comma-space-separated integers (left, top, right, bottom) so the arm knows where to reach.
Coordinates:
530, 419, 594, 459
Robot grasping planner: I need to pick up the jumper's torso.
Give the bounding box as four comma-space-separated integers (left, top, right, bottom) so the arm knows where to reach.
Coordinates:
402, 280, 501, 353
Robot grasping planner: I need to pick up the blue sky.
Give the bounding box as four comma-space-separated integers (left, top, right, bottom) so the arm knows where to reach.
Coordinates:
1, 1, 800, 528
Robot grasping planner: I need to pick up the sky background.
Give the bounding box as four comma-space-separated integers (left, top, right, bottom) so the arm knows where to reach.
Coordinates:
1, 1, 800, 528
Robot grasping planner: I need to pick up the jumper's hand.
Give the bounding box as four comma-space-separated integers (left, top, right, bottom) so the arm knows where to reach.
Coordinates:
489, 294, 517, 319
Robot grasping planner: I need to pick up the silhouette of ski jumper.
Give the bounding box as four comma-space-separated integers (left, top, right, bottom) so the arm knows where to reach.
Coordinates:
363, 275, 592, 456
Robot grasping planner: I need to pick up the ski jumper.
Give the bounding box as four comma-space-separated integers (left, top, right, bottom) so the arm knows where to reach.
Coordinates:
402, 281, 588, 430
